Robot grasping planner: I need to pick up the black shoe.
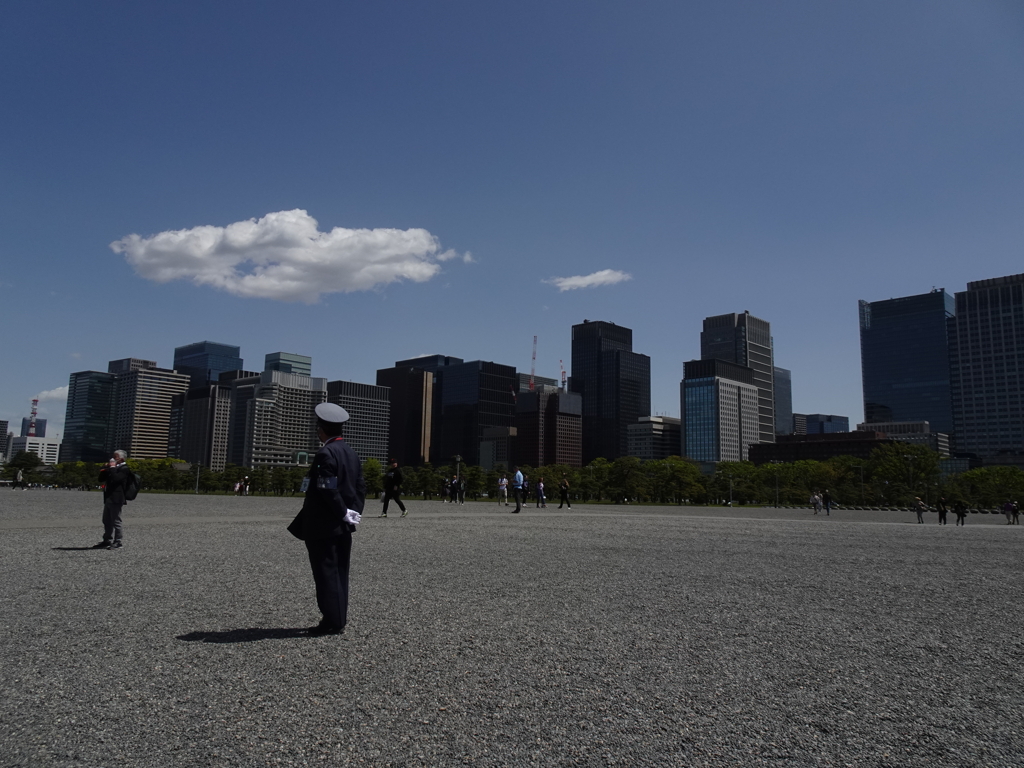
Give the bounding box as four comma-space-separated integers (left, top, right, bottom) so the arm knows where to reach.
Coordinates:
92, 541, 111, 549
378, 513, 387, 518
307, 622, 344, 636
111, 541, 123, 549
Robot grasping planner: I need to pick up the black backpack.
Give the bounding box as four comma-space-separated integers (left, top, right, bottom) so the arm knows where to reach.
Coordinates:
124, 472, 142, 501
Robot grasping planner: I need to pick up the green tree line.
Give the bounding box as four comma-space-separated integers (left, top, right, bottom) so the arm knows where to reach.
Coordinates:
6, 443, 1023, 509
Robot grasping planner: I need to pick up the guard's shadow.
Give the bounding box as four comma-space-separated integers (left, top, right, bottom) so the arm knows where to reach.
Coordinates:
177, 628, 310, 643
52, 546, 103, 551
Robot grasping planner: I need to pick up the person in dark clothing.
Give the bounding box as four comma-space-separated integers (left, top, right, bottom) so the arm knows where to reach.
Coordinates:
288, 403, 366, 636
94, 450, 131, 549
953, 499, 968, 526
379, 459, 407, 518
821, 489, 833, 516
457, 476, 466, 505
558, 474, 571, 509
936, 496, 949, 526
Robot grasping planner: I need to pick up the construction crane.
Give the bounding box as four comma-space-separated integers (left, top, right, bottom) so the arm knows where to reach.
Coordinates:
28, 399, 39, 437
530, 335, 537, 391
559, 360, 566, 391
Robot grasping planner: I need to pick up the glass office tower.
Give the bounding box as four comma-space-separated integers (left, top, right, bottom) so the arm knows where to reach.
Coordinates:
173, 341, 243, 388
60, 371, 117, 462
570, 320, 651, 463
859, 289, 954, 435
700, 312, 775, 444
948, 274, 1024, 461
773, 366, 792, 436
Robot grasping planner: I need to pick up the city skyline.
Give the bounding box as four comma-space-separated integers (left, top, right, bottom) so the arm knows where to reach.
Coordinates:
3, 3, 1023, 438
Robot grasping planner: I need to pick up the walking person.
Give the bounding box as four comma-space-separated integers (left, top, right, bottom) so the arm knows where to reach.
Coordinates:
497, 475, 509, 506
915, 497, 927, 524
1002, 500, 1014, 525
821, 489, 833, 516
93, 450, 131, 549
536, 477, 546, 508
14, 468, 24, 490
379, 459, 407, 518
449, 476, 459, 504
954, 499, 968, 526
558, 474, 571, 509
457, 476, 466, 505
511, 466, 524, 513
288, 403, 365, 636
1013, 501, 1020, 525
810, 492, 821, 515
936, 496, 948, 526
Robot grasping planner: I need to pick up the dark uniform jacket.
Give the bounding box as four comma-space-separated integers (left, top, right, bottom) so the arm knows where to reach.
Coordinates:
99, 464, 131, 505
292, 437, 366, 540
384, 466, 403, 493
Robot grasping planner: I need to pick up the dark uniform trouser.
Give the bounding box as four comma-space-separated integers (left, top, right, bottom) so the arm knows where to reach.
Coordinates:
513, 488, 523, 513
305, 532, 352, 630
382, 490, 406, 514
102, 500, 124, 542
559, 490, 570, 508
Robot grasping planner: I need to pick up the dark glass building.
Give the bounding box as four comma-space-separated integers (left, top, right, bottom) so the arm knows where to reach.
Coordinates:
570, 320, 651, 463
60, 371, 117, 463
516, 389, 583, 468
376, 365, 434, 466
700, 312, 775, 444
20, 417, 47, 437
773, 367, 792, 436
327, 380, 390, 464
173, 341, 244, 388
390, 355, 517, 467
859, 289, 954, 435
801, 414, 849, 434
948, 273, 1024, 462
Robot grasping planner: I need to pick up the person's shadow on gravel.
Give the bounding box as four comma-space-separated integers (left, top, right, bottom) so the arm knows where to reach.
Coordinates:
52, 546, 104, 551
177, 628, 310, 643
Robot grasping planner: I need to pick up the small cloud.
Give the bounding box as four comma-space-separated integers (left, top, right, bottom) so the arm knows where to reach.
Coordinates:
70, 352, 82, 360
36, 386, 68, 402
543, 269, 632, 292
111, 209, 469, 303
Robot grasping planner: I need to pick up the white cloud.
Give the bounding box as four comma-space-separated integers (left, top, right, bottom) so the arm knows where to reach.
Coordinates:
36, 386, 68, 402
543, 269, 632, 292
111, 209, 469, 303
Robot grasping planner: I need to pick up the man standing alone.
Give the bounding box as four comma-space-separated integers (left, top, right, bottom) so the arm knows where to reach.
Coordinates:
558, 474, 571, 509
511, 466, 524, 514
290, 403, 366, 636
94, 450, 130, 549
379, 459, 407, 518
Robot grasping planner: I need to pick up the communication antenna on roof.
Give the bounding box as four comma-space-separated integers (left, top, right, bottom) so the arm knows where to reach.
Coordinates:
559, 359, 566, 391
530, 335, 537, 391
28, 399, 39, 437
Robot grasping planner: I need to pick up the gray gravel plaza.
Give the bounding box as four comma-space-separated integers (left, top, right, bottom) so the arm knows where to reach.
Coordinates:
1, 491, 1021, 767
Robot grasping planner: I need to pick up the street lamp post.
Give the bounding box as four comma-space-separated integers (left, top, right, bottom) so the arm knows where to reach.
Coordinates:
771, 461, 781, 508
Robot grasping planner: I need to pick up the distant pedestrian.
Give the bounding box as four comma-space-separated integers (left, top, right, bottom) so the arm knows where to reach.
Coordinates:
821, 489, 833, 516
14, 468, 24, 490
449, 476, 459, 505
915, 497, 926, 524
379, 459, 407, 518
511, 466, 524, 513
1003, 500, 1014, 525
954, 499, 968, 526
1013, 501, 1020, 525
558, 474, 571, 509
497, 475, 509, 506
457, 476, 466, 505
93, 450, 131, 550
810, 492, 822, 515
536, 477, 546, 508
936, 497, 948, 526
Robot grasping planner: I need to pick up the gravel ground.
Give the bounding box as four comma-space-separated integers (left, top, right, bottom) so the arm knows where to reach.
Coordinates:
1, 492, 1021, 767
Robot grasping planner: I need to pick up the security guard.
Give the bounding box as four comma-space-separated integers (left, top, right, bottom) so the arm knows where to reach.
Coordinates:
289, 402, 366, 636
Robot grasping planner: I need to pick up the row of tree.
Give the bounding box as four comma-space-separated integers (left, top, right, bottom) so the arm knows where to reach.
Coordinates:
5, 443, 1023, 509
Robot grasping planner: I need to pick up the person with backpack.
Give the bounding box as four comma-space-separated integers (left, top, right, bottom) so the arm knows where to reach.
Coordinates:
93, 449, 132, 550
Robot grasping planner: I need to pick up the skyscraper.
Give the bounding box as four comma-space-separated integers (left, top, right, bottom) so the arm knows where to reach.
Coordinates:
234, 370, 327, 467
61, 370, 117, 463
173, 341, 243, 388
681, 359, 759, 462
570, 320, 651, 463
948, 273, 1024, 463
773, 366, 792, 436
326, 380, 390, 464
627, 416, 681, 462
265, 352, 312, 377
376, 364, 434, 466
859, 289, 955, 434
516, 389, 582, 468
20, 418, 47, 438
700, 311, 774, 444
109, 361, 190, 459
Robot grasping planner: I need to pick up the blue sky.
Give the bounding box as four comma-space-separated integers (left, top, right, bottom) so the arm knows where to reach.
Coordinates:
2, 1, 1023, 440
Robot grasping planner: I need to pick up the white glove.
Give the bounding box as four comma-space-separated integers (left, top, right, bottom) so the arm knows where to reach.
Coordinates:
344, 508, 362, 526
